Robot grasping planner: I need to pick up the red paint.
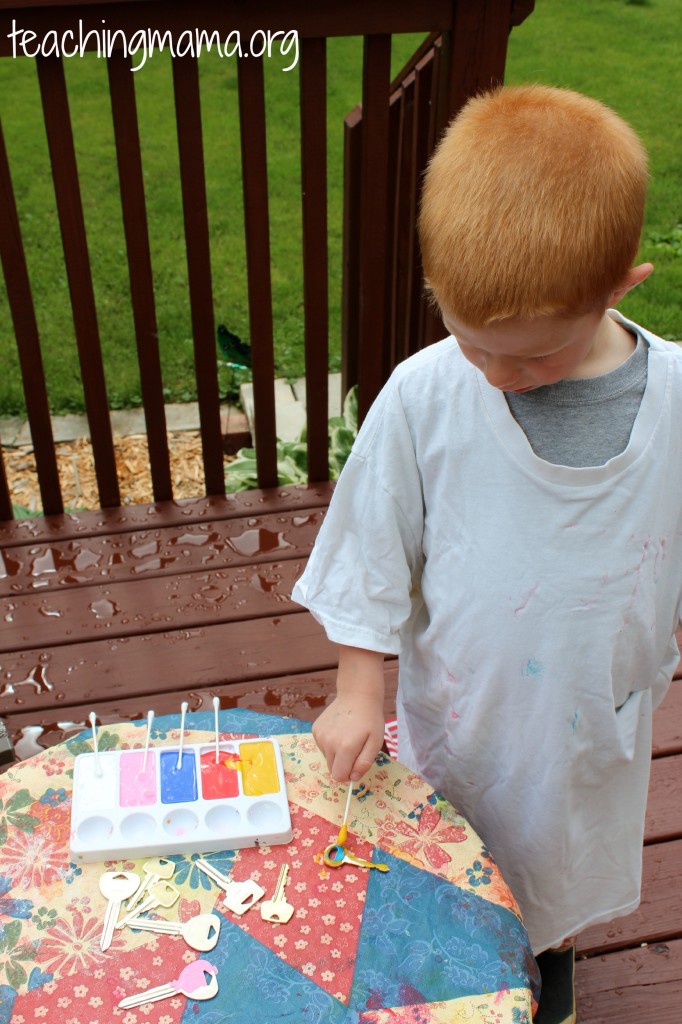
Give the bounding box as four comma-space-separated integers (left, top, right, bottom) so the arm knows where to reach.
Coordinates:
200, 750, 239, 799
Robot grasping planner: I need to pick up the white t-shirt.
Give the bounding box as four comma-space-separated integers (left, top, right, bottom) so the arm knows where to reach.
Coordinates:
292, 313, 682, 952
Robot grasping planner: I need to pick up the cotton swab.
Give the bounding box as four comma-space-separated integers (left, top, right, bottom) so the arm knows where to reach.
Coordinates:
177, 701, 188, 769
213, 696, 220, 763
89, 712, 102, 777
337, 784, 354, 847
142, 710, 154, 771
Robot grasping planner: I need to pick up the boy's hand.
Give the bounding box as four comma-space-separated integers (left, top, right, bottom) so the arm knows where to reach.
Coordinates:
312, 645, 386, 782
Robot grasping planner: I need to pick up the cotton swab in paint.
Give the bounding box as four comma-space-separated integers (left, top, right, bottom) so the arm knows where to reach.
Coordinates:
89, 712, 102, 777
177, 701, 188, 769
337, 784, 354, 847
213, 696, 220, 763
142, 709, 154, 772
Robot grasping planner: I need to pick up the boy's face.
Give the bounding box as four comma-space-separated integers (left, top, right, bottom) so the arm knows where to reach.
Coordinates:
440, 307, 609, 392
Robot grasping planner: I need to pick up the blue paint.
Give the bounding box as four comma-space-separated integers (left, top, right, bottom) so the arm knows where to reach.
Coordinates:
522, 658, 543, 678
160, 751, 198, 803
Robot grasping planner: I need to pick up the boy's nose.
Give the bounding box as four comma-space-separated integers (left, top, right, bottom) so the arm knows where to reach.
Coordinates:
483, 355, 518, 389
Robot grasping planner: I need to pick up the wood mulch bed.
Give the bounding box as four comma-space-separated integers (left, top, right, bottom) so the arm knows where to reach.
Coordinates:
3, 432, 235, 512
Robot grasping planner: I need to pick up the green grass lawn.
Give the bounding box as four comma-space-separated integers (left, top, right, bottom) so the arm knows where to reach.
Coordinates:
0, 35, 424, 416
0, 0, 680, 417
505, 0, 682, 343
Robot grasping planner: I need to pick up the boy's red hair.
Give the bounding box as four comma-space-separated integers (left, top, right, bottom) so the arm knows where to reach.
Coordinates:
419, 85, 648, 326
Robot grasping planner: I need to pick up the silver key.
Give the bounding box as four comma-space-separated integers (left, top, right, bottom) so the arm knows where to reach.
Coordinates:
99, 871, 140, 951
260, 864, 294, 924
196, 857, 265, 916
125, 912, 221, 951
116, 879, 180, 929
118, 958, 219, 1008
126, 857, 175, 913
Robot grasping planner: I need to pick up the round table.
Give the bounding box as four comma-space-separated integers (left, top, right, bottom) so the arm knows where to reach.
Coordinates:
0, 709, 538, 1023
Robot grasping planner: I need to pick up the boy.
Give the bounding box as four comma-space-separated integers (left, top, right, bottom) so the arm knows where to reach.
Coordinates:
292, 86, 682, 1024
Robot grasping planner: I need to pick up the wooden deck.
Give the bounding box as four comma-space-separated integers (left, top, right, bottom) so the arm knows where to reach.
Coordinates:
0, 483, 679, 1021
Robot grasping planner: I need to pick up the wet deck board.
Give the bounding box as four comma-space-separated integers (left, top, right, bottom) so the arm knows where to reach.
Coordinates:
0, 611, 337, 716
0, 485, 335, 546
7, 664, 401, 760
0, 483, 680, 1018
651, 676, 682, 756
0, 557, 309, 650
576, 940, 682, 1024
577, 840, 682, 956
0, 507, 325, 597
644, 754, 682, 843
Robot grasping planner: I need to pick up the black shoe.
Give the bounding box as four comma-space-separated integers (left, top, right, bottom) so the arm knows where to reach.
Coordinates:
534, 946, 576, 1024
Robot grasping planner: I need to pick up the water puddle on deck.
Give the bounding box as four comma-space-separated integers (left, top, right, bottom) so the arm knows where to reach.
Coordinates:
89, 598, 120, 620
0, 662, 54, 699
226, 528, 294, 558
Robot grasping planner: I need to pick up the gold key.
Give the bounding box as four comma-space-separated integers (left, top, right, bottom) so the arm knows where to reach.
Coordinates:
260, 864, 294, 925
116, 879, 180, 929
126, 857, 175, 914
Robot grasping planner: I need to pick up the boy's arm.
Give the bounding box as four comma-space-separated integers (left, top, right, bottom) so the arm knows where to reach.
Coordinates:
312, 644, 386, 782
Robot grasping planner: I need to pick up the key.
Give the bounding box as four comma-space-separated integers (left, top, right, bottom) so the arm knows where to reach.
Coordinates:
126, 857, 175, 914
125, 912, 221, 951
260, 864, 294, 924
323, 843, 390, 872
196, 857, 265, 916
116, 879, 180, 929
118, 958, 219, 1008
99, 870, 140, 951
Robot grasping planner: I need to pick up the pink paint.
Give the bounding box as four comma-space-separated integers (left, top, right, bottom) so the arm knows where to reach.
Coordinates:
514, 583, 539, 617
494, 983, 510, 1005
119, 751, 157, 807
200, 751, 239, 800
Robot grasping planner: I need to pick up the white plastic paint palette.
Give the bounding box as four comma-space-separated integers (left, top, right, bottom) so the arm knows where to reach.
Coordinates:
69, 738, 293, 863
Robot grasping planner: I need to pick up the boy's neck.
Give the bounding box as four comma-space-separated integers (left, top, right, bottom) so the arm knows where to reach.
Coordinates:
568, 312, 636, 379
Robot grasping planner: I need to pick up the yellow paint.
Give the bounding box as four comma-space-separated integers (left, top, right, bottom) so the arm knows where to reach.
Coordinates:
238, 741, 280, 796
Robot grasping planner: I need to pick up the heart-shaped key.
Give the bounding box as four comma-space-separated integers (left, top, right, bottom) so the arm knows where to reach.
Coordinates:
125, 912, 221, 951
118, 959, 219, 1008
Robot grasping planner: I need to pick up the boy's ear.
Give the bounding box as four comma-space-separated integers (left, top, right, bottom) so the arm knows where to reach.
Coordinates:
609, 262, 654, 306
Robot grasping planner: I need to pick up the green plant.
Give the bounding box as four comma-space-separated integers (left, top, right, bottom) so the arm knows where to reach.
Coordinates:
225, 385, 358, 492
327, 386, 358, 479
11, 504, 41, 519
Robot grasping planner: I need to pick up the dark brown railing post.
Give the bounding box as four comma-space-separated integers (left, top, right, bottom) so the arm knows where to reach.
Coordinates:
108, 50, 173, 503
0, 118, 63, 516
357, 34, 392, 423
300, 36, 329, 483
172, 55, 225, 498
237, 53, 278, 490
36, 55, 120, 508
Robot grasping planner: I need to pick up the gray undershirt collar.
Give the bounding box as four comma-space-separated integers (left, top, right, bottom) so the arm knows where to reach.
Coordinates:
505, 332, 648, 467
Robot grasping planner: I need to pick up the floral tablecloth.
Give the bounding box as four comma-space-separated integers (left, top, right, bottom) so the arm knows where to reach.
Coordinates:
0, 709, 538, 1023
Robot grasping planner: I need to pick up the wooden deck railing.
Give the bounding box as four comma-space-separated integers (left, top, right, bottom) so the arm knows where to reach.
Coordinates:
0, 0, 534, 516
